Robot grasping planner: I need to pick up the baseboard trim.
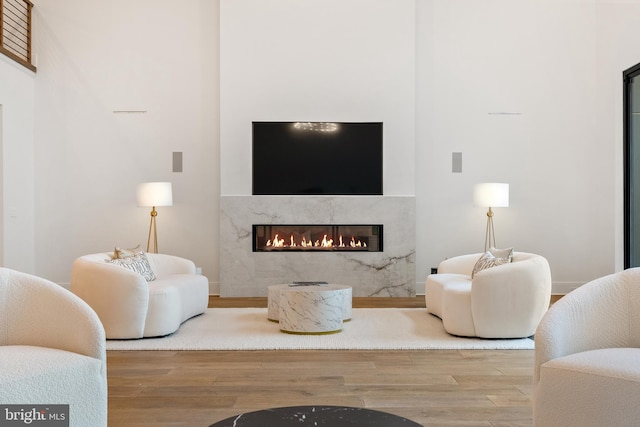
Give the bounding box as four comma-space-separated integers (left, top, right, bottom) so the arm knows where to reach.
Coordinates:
552, 281, 584, 295
418, 281, 583, 296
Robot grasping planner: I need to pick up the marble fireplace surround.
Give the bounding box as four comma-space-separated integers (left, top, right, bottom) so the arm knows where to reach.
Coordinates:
220, 196, 416, 297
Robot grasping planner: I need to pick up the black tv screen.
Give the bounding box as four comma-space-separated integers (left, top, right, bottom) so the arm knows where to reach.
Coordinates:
252, 121, 383, 195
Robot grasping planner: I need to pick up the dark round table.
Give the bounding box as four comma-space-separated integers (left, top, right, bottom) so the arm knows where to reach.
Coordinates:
209, 405, 422, 426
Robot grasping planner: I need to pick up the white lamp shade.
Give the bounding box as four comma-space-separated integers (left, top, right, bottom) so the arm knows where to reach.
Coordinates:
137, 182, 173, 207
473, 183, 509, 208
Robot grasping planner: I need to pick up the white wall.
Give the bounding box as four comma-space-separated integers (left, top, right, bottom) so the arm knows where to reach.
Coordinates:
0, 104, 2, 265
595, 0, 640, 271
0, 56, 36, 273
416, 0, 629, 293
29, 0, 220, 289
220, 0, 416, 196
3, 0, 639, 293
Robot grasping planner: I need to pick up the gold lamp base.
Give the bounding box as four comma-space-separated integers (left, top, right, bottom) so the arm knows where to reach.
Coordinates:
483, 207, 496, 252
147, 207, 159, 253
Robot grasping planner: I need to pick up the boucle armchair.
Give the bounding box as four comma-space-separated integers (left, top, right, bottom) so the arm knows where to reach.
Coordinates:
0, 268, 107, 427
425, 252, 552, 338
533, 268, 640, 427
71, 252, 209, 339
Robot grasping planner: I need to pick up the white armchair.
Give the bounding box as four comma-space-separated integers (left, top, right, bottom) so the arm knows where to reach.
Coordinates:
0, 268, 107, 427
533, 268, 640, 427
425, 252, 552, 338
71, 252, 209, 339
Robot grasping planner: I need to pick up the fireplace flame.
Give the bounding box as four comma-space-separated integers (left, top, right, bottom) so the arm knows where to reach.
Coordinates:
256, 224, 379, 252
266, 234, 287, 248
265, 233, 367, 250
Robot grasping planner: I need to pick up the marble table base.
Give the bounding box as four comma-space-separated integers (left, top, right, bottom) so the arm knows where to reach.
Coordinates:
209, 405, 422, 426
267, 284, 352, 334
268, 284, 352, 323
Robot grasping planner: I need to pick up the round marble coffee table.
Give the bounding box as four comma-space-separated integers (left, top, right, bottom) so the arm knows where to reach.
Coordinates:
209, 405, 422, 426
267, 284, 352, 334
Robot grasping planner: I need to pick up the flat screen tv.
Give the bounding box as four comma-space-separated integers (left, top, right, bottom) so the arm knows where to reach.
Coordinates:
252, 121, 383, 195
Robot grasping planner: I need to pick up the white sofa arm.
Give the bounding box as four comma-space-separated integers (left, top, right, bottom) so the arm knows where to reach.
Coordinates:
471, 253, 551, 338
437, 253, 482, 275
147, 253, 197, 278
71, 256, 150, 339
1, 268, 105, 362
533, 268, 640, 385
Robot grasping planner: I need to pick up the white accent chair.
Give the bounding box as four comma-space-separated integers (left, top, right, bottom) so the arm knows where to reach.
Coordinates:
533, 268, 640, 427
0, 268, 107, 427
71, 252, 209, 339
425, 252, 552, 338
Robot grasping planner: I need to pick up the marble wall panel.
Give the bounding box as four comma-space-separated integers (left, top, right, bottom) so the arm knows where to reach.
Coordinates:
220, 196, 416, 297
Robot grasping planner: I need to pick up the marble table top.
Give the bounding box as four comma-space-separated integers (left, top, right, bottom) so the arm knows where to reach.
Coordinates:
209, 405, 422, 426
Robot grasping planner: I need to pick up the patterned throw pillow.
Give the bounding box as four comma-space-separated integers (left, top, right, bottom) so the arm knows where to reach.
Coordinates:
107, 251, 156, 281
471, 247, 513, 278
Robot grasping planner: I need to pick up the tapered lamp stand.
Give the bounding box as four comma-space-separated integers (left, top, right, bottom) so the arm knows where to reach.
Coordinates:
484, 207, 496, 253
147, 207, 159, 253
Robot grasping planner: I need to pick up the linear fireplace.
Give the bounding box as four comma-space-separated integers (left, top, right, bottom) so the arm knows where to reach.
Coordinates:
253, 224, 383, 252
220, 196, 415, 297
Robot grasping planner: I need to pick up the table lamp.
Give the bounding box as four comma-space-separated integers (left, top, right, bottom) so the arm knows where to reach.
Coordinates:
137, 182, 173, 253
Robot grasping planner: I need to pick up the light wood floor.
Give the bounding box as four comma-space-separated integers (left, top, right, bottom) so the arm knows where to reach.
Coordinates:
107, 296, 550, 427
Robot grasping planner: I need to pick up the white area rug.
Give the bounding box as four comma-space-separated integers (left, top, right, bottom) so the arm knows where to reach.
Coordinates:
105, 308, 534, 351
